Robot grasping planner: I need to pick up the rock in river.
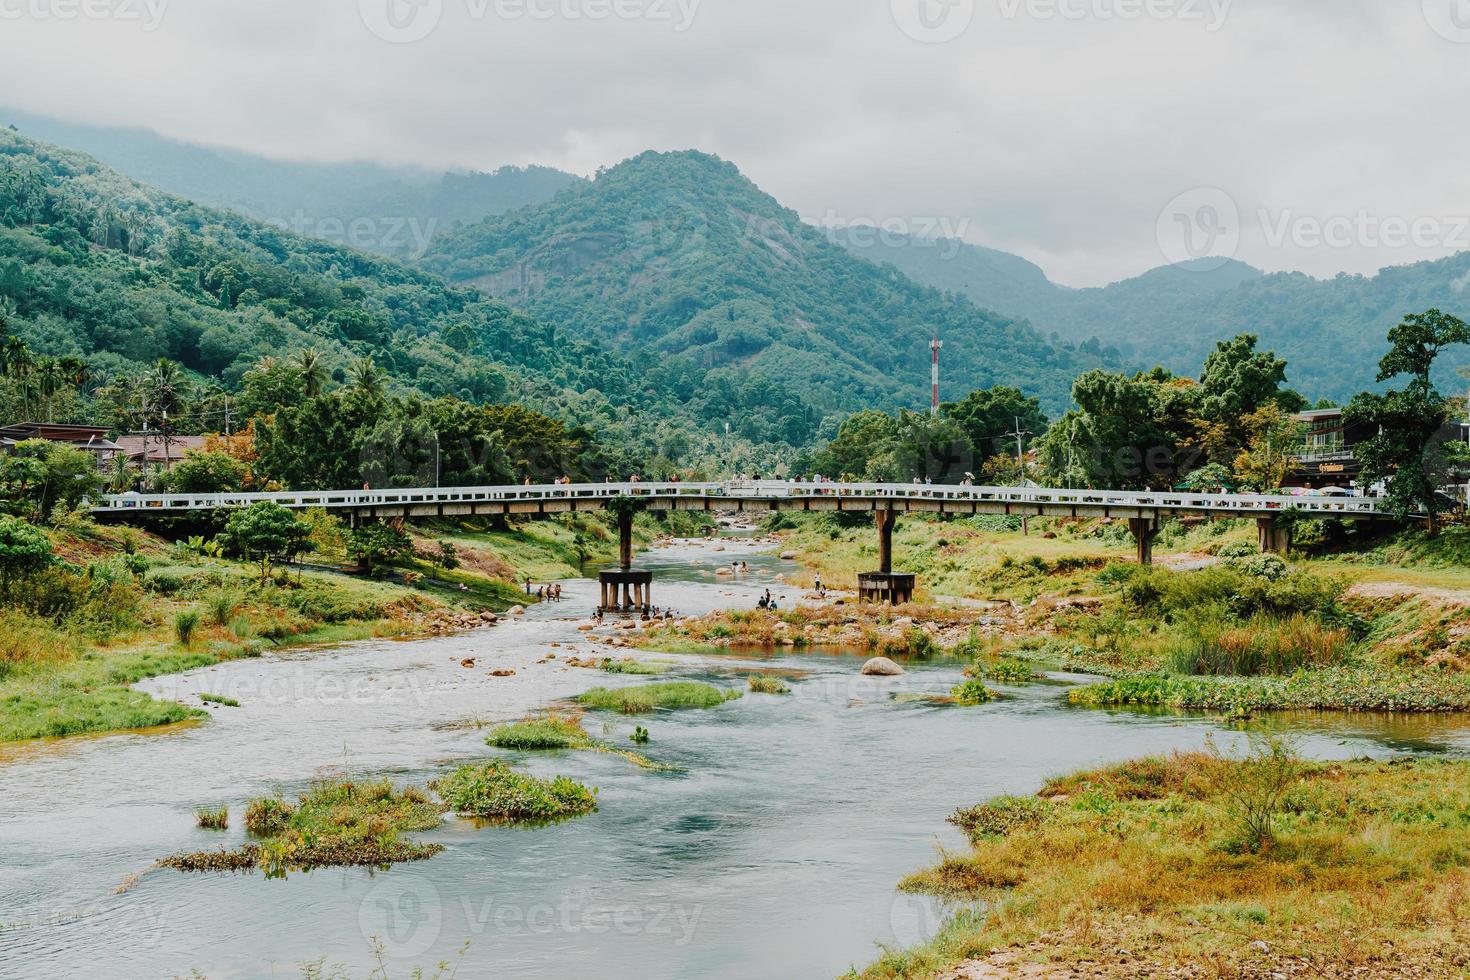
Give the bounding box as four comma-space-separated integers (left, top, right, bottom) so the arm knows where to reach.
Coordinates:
861, 657, 905, 677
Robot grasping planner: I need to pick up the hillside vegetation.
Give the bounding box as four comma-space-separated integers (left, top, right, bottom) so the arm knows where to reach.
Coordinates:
425, 150, 1112, 420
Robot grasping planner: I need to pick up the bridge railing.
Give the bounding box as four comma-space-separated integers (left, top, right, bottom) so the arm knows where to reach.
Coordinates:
93, 480, 1390, 517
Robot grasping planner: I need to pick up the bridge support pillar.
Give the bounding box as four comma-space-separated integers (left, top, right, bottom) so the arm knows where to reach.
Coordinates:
598, 569, 653, 615
617, 512, 635, 571
1257, 518, 1292, 556
1128, 518, 1159, 566
859, 510, 915, 604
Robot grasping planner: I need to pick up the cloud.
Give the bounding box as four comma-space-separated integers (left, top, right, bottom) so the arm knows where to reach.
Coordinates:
1, 0, 1467, 286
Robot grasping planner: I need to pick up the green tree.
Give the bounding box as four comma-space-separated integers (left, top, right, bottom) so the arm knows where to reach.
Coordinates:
942, 386, 1048, 470
348, 522, 412, 576
0, 514, 52, 598
157, 451, 248, 494
1345, 309, 1470, 532
808, 410, 897, 479
1232, 404, 1305, 492
294, 348, 329, 399
1, 440, 103, 518
222, 502, 306, 583
1199, 334, 1296, 440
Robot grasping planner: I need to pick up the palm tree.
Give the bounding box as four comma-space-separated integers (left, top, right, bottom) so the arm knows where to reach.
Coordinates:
294, 348, 328, 399
347, 356, 385, 399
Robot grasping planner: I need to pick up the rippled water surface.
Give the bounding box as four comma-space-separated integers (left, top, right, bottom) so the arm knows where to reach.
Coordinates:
4, 535, 1469, 979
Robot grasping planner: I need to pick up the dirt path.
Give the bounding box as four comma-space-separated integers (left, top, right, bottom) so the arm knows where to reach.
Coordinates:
1347, 581, 1470, 607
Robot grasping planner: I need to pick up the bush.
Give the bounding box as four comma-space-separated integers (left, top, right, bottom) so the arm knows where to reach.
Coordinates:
1208, 734, 1304, 853
747, 675, 791, 694
432, 761, 597, 822
205, 589, 240, 627
174, 610, 201, 648
1230, 553, 1289, 581
981, 657, 1039, 684
951, 679, 998, 705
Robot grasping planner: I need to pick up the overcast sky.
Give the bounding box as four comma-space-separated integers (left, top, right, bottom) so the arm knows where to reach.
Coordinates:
4, 0, 1470, 287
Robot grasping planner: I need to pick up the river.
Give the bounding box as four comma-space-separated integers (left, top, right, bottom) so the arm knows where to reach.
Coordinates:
3, 534, 1470, 979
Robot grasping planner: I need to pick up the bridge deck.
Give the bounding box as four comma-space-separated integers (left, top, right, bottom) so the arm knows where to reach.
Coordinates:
94, 481, 1393, 521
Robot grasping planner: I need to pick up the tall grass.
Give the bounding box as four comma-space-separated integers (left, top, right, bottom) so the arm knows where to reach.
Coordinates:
0, 609, 77, 680
1170, 613, 1354, 676
174, 610, 201, 648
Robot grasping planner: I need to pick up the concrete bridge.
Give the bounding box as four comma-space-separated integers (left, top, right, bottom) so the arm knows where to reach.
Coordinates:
95, 481, 1395, 605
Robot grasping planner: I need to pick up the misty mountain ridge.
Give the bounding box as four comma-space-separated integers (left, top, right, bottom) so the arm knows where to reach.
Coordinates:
844, 230, 1470, 400
1, 106, 580, 259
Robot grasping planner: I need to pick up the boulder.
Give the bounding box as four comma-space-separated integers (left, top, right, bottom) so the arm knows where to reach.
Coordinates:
861, 657, 905, 677
507, 605, 526, 617
779, 551, 798, 560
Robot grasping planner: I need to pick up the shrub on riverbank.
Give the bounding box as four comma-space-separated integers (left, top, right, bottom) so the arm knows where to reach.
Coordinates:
862, 752, 1470, 978
1168, 613, 1356, 677
432, 761, 597, 823
577, 682, 742, 714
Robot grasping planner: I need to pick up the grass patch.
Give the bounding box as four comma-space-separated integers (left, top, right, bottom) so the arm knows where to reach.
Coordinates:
194, 806, 228, 831
747, 675, 791, 694
598, 658, 671, 675
485, 714, 675, 771
199, 692, 240, 708
576, 681, 743, 715
1069, 665, 1470, 713
976, 657, 1042, 684
860, 749, 1470, 977
164, 778, 443, 876
432, 760, 597, 824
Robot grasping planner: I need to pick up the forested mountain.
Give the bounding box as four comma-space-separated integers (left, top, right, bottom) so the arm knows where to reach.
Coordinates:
0, 107, 579, 259
845, 232, 1470, 401
0, 129, 818, 468
423, 151, 1112, 415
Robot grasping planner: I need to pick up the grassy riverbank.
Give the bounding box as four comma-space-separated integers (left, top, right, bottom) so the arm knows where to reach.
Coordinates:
0, 511, 708, 745
856, 748, 1470, 978
760, 513, 1470, 714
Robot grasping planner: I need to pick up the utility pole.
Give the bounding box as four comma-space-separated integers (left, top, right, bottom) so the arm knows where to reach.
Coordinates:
1006, 417, 1031, 484
930, 337, 943, 417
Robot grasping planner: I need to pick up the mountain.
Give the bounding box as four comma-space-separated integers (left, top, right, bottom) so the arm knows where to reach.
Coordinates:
423, 150, 1110, 415
844, 232, 1470, 401
1, 107, 580, 259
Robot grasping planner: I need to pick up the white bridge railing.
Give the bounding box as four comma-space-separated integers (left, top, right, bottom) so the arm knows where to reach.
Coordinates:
94, 481, 1392, 517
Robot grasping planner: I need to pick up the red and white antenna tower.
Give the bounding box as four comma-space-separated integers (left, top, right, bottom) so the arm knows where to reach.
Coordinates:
930, 336, 943, 416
